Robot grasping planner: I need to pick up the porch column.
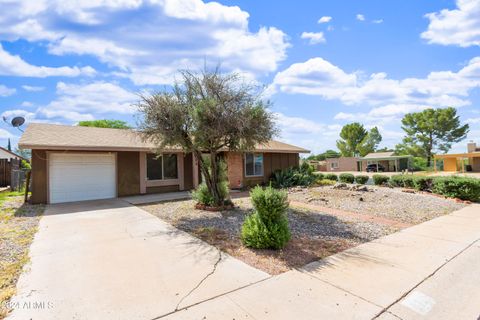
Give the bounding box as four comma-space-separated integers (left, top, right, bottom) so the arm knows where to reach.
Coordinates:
434, 157, 437, 173
461, 157, 465, 173
192, 153, 199, 188
139, 152, 146, 194
178, 153, 184, 190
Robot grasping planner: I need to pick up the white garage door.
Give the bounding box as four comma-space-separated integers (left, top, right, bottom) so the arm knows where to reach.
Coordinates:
49, 153, 116, 204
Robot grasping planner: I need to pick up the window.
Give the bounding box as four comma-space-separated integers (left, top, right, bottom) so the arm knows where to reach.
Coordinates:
330, 162, 338, 169
245, 153, 263, 177
146, 153, 178, 180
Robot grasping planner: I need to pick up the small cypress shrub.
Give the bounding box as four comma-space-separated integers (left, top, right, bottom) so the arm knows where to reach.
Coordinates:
324, 173, 338, 181
355, 175, 369, 185
241, 186, 291, 249
339, 173, 355, 183
373, 174, 389, 186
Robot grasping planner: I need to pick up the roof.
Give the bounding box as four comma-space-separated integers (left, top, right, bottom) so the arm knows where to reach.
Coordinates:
18, 123, 310, 153
0, 146, 27, 161
358, 151, 412, 161
434, 152, 480, 158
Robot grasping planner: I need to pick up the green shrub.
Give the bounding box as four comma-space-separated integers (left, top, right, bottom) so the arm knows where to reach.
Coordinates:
21, 160, 31, 170
241, 186, 291, 249
373, 174, 389, 186
339, 173, 355, 183
316, 179, 337, 186
402, 176, 415, 188
313, 172, 324, 181
354, 175, 369, 185
271, 166, 317, 188
324, 173, 338, 181
413, 176, 433, 191
192, 183, 214, 206
431, 177, 480, 202
389, 175, 404, 187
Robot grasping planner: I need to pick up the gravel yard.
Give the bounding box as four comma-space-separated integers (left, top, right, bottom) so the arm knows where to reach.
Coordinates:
288, 185, 466, 224
140, 197, 395, 275
0, 194, 44, 319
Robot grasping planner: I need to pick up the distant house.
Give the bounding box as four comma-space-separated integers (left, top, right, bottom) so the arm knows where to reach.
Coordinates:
433, 142, 480, 172
0, 147, 25, 161
357, 152, 412, 172
306, 160, 327, 172
325, 157, 358, 172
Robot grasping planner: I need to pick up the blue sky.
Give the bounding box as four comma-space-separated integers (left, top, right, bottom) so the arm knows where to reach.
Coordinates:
0, 0, 479, 154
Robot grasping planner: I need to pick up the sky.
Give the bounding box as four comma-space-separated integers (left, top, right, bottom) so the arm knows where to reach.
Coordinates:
0, 0, 479, 155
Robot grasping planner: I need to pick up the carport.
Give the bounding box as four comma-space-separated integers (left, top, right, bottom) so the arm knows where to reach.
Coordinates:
358, 152, 412, 172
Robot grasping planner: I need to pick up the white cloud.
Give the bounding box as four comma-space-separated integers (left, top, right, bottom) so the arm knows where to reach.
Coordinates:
275, 112, 342, 154
318, 16, 332, 24
466, 117, 480, 124
21, 101, 34, 107
2, 81, 138, 123
0, 0, 289, 85
422, 0, 480, 47
0, 84, 16, 97
0, 44, 95, 78
0, 129, 14, 139
356, 14, 365, 21
372, 19, 383, 24
270, 56, 480, 108
22, 85, 45, 92
36, 81, 138, 121
301, 32, 326, 44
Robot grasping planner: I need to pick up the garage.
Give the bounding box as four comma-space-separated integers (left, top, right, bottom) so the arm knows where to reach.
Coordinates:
49, 153, 116, 204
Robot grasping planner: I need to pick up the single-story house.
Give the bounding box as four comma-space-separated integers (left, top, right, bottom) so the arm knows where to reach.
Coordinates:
357, 152, 411, 172
305, 160, 327, 172
0, 146, 26, 161
433, 142, 480, 172
18, 123, 309, 204
325, 157, 358, 172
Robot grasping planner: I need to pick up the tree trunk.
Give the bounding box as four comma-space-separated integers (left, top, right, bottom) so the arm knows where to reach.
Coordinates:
194, 150, 224, 207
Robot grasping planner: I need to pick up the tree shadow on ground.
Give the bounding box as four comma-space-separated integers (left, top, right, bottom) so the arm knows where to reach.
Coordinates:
166, 205, 384, 274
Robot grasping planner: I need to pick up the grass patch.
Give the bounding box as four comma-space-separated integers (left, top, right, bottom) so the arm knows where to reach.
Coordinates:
0, 195, 43, 319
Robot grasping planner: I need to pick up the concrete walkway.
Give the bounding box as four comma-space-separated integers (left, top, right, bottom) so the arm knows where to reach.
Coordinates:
164, 204, 480, 320
122, 191, 191, 204
7, 200, 480, 319
6, 199, 268, 320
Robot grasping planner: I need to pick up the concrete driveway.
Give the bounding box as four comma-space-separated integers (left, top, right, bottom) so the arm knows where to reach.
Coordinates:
7, 199, 268, 320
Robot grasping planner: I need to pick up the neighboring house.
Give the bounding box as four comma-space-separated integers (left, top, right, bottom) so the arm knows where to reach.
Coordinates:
325, 157, 358, 172
306, 160, 327, 172
0, 146, 25, 161
433, 142, 480, 172
18, 123, 309, 204
357, 152, 411, 172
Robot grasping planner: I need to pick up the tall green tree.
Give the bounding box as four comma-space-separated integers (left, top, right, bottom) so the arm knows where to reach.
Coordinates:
7, 138, 11, 151
358, 127, 382, 156
138, 69, 277, 206
78, 119, 131, 129
306, 149, 341, 161
395, 107, 469, 166
336, 123, 382, 157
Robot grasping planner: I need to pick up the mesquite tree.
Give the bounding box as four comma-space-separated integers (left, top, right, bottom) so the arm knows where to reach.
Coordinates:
137, 69, 277, 206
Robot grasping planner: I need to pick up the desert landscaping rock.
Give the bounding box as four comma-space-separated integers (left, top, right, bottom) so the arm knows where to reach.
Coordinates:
289, 185, 465, 224
140, 196, 393, 274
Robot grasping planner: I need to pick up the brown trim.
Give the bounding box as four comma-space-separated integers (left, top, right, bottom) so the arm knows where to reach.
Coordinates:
20, 145, 309, 154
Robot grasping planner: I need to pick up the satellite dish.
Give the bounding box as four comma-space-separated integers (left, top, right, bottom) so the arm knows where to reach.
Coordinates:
11, 116, 25, 128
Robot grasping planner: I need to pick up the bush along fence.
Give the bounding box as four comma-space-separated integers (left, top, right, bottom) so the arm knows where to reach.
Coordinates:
374, 174, 480, 202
